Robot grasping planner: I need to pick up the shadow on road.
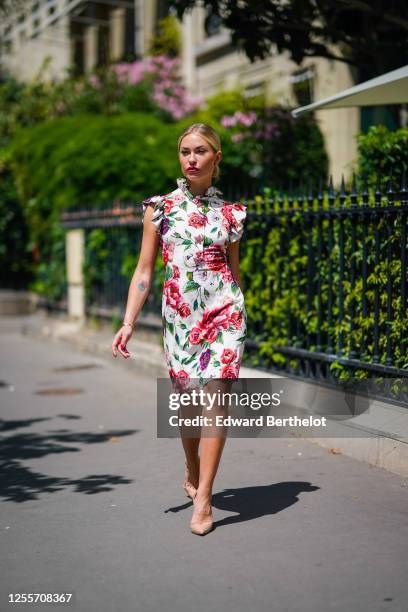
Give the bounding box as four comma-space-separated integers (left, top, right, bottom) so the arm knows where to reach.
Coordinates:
165, 481, 320, 531
0, 416, 140, 503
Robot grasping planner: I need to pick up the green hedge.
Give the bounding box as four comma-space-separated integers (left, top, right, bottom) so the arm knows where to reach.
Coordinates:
357, 125, 408, 191
9, 113, 182, 244
0, 152, 33, 289
239, 190, 408, 377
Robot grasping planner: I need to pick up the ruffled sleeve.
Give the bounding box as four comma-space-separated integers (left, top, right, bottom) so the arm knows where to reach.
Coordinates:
142, 195, 164, 236
229, 202, 247, 243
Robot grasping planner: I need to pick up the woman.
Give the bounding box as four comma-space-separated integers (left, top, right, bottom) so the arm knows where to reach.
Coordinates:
112, 123, 247, 536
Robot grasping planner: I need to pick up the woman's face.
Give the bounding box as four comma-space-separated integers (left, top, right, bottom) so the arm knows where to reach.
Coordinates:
179, 133, 221, 183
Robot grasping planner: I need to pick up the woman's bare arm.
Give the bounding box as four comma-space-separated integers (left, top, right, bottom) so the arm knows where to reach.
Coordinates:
227, 241, 243, 289
112, 205, 160, 358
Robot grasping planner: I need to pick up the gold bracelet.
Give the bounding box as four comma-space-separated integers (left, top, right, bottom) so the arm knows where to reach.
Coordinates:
122, 320, 134, 329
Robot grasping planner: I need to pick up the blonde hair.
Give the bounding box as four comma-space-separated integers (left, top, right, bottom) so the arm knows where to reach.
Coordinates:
177, 123, 221, 180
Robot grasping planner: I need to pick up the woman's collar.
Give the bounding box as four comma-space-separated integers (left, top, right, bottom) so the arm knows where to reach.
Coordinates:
176, 177, 223, 200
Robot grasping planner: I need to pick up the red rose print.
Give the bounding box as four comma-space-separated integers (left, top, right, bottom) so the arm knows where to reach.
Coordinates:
172, 264, 180, 279
163, 243, 170, 266
202, 245, 227, 271
221, 204, 235, 225
222, 203, 245, 230
163, 279, 182, 311
221, 265, 234, 283
178, 303, 191, 318
202, 325, 218, 344
221, 348, 236, 364
229, 311, 243, 329
173, 369, 190, 391
188, 212, 207, 228
163, 198, 175, 214
221, 364, 239, 379
189, 327, 202, 344
199, 302, 232, 331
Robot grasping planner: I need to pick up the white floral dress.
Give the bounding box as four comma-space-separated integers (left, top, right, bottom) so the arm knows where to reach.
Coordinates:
142, 177, 247, 388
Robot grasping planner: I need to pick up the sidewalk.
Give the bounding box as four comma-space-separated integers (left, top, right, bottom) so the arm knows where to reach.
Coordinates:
15, 311, 408, 478
1, 314, 408, 612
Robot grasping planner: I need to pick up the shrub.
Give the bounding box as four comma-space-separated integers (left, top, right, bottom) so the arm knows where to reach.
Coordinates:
0, 151, 32, 289
8, 113, 182, 297
190, 89, 328, 191
356, 125, 408, 191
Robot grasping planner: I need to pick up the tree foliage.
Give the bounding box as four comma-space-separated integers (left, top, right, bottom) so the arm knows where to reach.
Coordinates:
170, 0, 408, 77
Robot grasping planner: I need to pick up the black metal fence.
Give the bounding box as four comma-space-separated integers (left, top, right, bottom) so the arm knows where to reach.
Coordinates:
239, 174, 408, 390
60, 172, 408, 402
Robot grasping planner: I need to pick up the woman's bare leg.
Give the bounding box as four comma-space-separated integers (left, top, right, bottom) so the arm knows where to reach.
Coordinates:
191, 379, 232, 525
181, 437, 200, 488
176, 384, 201, 490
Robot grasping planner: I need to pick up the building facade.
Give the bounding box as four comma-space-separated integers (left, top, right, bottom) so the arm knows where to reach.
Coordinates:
0, 0, 161, 81
1, 1, 384, 181
180, 5, 361, 183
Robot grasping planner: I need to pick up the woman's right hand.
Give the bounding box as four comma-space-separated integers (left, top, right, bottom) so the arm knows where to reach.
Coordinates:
111, 325, 134, 359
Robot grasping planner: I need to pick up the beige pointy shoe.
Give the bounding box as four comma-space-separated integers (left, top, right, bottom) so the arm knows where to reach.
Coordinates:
190, 489, 214, 536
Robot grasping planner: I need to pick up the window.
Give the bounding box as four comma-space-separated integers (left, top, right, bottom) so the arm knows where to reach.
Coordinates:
33, 17, 40, 29
32, 2, 40, 13
290, 67, 314, 107
18, 14, 26, 24
204, 6, 222, 37
48, 6, 56, 15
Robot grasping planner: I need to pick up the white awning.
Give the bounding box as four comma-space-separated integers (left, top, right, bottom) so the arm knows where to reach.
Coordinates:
292, 64, 408, 117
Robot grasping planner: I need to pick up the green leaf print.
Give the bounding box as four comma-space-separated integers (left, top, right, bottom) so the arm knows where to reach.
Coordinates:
200, 300, 206, 309
203, 235, 213, 246
218, 279, 224, 289
182, 239, 193, 246
204, 288, 210, 298
182, 354, 196, 365
184, 280, 200, 292
175, 333, 180, 345
231, 282, 238, 294
187, 271, 194, 280
213, 360, 221, 367
216, 331, 223, 342
193, 299, 198, 310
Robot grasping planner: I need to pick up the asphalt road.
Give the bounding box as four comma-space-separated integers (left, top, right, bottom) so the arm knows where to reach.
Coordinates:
1, 317, 408, 612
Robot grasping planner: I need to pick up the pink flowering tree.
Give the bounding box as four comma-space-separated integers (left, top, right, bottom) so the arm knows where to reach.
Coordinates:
112, 55, 203, 121
48, 55, 203, 121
